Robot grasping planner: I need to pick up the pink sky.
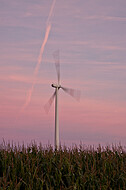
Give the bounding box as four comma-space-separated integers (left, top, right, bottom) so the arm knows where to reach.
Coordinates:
0, 0, 126, 147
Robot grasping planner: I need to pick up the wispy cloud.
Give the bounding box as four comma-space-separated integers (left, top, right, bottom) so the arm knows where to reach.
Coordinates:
0, 73, 52, 87
0, 2, 47, 29
84, 15, 126, 22
63, 40, 126, 51
9, 75, 50, 84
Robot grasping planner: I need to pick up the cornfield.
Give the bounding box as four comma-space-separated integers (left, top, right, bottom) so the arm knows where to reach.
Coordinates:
0, 142, 126, 190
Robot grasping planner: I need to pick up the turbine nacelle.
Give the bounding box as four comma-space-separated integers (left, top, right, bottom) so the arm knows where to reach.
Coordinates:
51, 83, 61, 89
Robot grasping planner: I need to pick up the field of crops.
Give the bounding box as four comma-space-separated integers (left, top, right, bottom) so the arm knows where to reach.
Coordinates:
0, 142, 126, 190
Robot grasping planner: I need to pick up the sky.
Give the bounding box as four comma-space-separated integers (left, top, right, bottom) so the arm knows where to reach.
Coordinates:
0, 0, 126, 147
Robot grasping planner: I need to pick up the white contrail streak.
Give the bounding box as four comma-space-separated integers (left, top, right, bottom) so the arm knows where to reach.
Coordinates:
22, 0, 56, 110
47, 0, 56, 25
34, 24, 51, 76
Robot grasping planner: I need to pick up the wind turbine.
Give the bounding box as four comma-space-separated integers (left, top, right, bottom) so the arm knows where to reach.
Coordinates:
45, 50, 80, 150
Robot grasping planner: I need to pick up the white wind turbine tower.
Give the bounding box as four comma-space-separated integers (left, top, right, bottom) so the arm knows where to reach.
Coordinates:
45, 50, 80, 150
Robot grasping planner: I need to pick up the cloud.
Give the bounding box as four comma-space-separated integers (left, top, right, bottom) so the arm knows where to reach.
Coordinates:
64, 40, 126, 51
0, 74, 50, 85
84, 15, 126, 22
102, 16, 126, 22
23, 12, 33, 18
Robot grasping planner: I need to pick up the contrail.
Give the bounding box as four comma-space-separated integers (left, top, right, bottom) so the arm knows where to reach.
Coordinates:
22, 0, 56, 110
47, 0, 56, 25
34, 24, 51, 76
22, 24, 51, 110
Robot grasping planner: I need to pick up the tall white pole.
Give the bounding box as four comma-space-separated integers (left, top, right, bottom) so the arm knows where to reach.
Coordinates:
55, 87, 59, 150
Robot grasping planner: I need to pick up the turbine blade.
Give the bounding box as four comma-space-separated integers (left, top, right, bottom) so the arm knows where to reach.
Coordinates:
44, 91, 56, 113
53, 50, 60, 84
61, 87, 81, 101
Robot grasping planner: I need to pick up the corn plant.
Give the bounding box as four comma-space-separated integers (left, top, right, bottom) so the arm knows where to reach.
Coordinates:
0, 142, 126, 190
